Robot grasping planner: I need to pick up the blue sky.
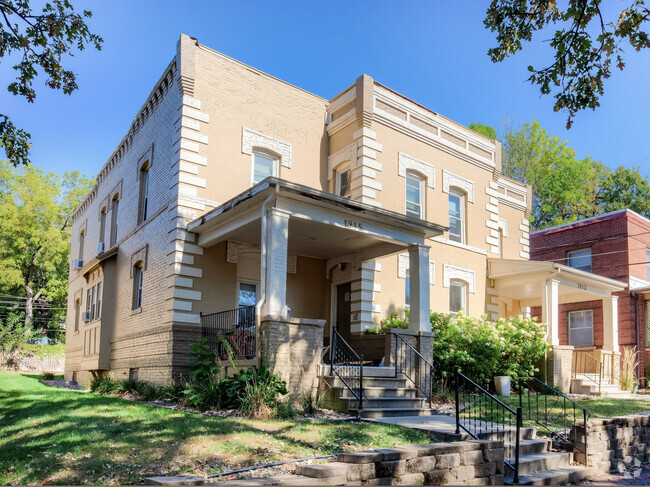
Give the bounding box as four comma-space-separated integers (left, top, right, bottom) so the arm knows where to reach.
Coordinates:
2, 1, 649, 177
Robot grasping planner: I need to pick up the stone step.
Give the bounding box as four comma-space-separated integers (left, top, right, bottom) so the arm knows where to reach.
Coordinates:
513, 452, 573, 476
319, 365, 396, 377
507, 438, 552, 456
325, 376, 409, 389
506, 465, 593, 485
471, 427, 537, 442
354, 407, 437, 418
341, 396, 427, 409
334, 386, 418, 398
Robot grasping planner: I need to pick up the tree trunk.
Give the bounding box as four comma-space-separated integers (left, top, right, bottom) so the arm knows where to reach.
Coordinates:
25, 282, 33, 334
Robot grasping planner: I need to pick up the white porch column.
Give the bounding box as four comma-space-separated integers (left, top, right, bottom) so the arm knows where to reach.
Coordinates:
542, 278, 560, 346
408, 244, 431, 333
603, 295, 619, 352
261, 207, 290, 317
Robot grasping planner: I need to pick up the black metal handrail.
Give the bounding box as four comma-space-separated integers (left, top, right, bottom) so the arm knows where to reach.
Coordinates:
330, 327, 363, 411
572, 351, 602, 391
200, 306, 256, 360
392, 332, 435, 407
518, 377, 591, 464
455, 367, 521, 484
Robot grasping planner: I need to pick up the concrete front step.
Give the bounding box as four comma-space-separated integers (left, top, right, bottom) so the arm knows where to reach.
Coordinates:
353, 407, 437, 418
507, 439, 551, 456
341, 396, 427, 409
513, 452, 573, 476
319, 365, 396, 377
336, 386, 418, 398
473, 427, 537, 442
507, 465, 593, 485
325, 376, 409, 389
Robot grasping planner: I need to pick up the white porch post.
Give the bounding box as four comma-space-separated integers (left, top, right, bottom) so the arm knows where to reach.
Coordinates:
603, 295, 619, 352
261, 207, 290, 317
542, 278, 560, 346
408, 244, 431, 333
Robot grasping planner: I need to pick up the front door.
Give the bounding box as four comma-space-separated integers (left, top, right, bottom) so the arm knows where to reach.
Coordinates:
336, 282, 352, 342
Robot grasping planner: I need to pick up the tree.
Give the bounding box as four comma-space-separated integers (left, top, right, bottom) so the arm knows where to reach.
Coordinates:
595, 165, 650, 216
469, 122, 497, 140
0, 0, 102, 166
484, 1, 650, 128
0, 160, 93, 331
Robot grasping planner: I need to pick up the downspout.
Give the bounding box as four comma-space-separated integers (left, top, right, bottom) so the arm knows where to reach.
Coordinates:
255, 184, 280, 366
633, 292, 642, 387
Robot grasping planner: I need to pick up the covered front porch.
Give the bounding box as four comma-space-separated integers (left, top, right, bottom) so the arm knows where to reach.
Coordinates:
187, 178, 446, 391
488, 258, 627, 393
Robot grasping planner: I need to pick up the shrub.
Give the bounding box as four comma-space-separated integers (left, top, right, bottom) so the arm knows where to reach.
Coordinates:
89, 376, 116, 394
187, 338, 223, 382
429, 312, 547, 386
621, 347, 639, 391
40, 371, 55, 380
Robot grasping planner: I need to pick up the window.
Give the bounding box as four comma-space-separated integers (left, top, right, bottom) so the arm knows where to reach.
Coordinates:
449, 189, 466, 243
99, 207, 107, 246
449, 279, 467, 314
74, 299, 80, 332
138, 165, 150, 224
405, 269, 410, 307
252, 151, 277, 185
86, 289, 91, 317
238, 282, 257, 307
84, 283, 102, 321
405, 172, 424, 219
78, 231, 85, 261
566, 248, 592, 272
337, 168, 351, 197
90, 286, 96, 321
110, 196, 119, 247
96, 283, 102, 320
568, 309, 594, 347
133, 263, 143, 310
497, 228, 504, 258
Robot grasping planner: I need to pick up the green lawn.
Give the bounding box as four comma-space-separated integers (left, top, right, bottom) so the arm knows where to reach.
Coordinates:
0, 372, 431, 485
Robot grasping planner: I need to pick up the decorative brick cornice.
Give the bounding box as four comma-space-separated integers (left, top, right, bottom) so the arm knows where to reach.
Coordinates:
398, 153, 435, 188
242, 127, 292, 168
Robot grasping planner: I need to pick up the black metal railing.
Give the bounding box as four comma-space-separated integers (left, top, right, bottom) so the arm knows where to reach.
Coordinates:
517, 377, 591, 464
602, 352, 621, 386
572, 351, 602, 391
392, 333, 435, 407
200, 306, 256, 360
330, 327, 363, 411
455, 367, 521, 484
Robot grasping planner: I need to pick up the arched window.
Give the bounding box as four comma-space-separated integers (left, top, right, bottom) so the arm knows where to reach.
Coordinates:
138, 162, 150, 224
252, 150, 278, 185
99, 207, 107, 250
405, 171, 425, 219
78, 230, 85, 261
132, 262, 144, 310
335, 162, 351, 197
110, 194, 120, 247
449, 279, 467, 315
448, 188, 466, 243
74, 298, 81, 332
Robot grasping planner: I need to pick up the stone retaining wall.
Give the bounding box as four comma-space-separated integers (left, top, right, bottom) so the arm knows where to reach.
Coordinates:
571, 414, 650, 472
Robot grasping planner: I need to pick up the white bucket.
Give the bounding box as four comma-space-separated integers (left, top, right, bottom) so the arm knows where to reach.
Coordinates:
494, 375, 511, 396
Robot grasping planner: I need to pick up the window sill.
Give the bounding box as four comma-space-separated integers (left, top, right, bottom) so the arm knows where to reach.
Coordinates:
131, 307, 142, 316
430, 236, 487, 256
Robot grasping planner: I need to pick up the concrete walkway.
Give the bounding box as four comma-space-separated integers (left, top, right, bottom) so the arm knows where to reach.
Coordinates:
363, 414, 516, 439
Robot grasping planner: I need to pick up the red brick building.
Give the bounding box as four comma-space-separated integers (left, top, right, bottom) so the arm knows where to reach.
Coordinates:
530, 209, 650, 383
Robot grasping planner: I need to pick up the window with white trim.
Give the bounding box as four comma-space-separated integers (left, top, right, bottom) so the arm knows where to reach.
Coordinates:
110, 195, 120, 247
566, 248, 592, 272
85, 282, 102, 322
252, 151, 278, 185
336, 167, 351, 197
449, 279, 467, 314
405, 172, 424, 219
138, 164, 150, 224
74, 298, 80, 332
448, 189, 466, 243
405, 269, 410, 307
568, 309, 594, 347
99, 207, 107, 247
78, 230, 85, 261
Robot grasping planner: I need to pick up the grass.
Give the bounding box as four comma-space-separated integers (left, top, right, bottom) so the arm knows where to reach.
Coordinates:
0, 372, 432, 485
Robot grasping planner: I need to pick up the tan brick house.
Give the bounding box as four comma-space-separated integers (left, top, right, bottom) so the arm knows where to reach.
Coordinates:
64, 35, 623, 395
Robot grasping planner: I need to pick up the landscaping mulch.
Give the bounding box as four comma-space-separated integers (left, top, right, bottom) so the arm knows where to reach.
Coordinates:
40, 379, 82, 391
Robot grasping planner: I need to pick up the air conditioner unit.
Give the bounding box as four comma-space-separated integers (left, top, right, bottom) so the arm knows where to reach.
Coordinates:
71, 259, 83, 270
82, 311, 90, 322
97, 242, 105, 253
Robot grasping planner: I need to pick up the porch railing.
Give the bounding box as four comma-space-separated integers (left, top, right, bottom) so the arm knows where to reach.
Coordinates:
330, 326, 363, 412
572, 350, 622, 392
518, 377, 591, 464
392, 333, 435, 407
455, 367, 521, 484
200, 306, 256, 360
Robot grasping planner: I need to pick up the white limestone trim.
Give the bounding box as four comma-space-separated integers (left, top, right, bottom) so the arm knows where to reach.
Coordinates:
397, 253, 435, 285
242, 127, 292, 168
497, 218, 508, 237
172, 312, 200, 324
167, 252, 194, 266
398, 153, 435, 188
181, 105, 210, 123
173, 276, 194, 288
178, 173, 207, 188
520, 251, 530, 259
171, 299, 193, 311
172, 241, 204, 255
443, 264, 476, 293
173, 288, 201, 301
327, 144, 357, 180
442, 170, 475, 203
179, 150, 207, 166
176, 117, 200, 131
429, 236, 487, 256
182, 95, 201, 110
180, 128, 208, 145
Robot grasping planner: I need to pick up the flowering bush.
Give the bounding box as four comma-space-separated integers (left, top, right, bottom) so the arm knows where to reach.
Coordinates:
431, 312, 548, 385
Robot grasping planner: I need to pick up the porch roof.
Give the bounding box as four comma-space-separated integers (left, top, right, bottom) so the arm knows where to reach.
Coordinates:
488, 258, 626, 301
187, 178, 447, 258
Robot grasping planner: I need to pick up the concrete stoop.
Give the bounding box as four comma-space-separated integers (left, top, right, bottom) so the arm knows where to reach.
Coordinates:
571, 376, 627, 396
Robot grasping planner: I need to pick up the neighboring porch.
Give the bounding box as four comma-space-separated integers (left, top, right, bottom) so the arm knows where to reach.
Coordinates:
187, 178, 446, 398
488, 258, 627, 394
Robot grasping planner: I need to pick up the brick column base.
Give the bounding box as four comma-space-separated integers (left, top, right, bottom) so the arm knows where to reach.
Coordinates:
545, 345, 574, 393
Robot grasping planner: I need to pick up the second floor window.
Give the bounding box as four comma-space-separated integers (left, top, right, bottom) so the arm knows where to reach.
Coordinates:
567, 248, 592, 272
449, 189, 466, 244
133, 263, 144, 310
78, 231, 85, 262
138, 165, 150, 224
85, 282, 102, 321
252, 151, 277, 185
337, 168, 351, 197
110, 196, 120, 247
449, 279, 467, 314
99, 207, 107, 247
405, 172, 424, 219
